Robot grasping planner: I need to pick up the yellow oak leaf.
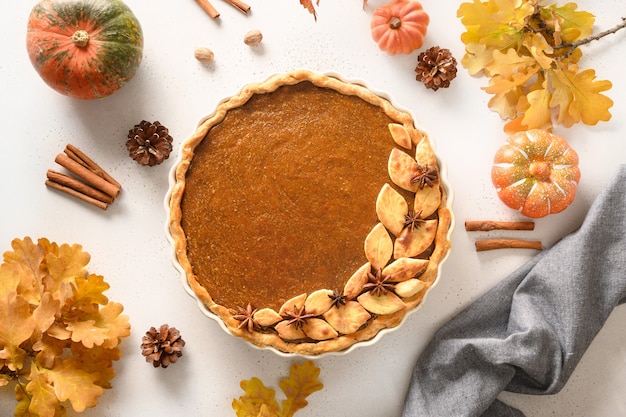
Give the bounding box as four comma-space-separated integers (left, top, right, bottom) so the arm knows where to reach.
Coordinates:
257, 404, 279, 417
458, 0, 526, 48
522, 32, 554, 69
0, 291, 37, 371
66, 319, 104, 349
0, 263, 24, 302
44, 243, 90, 300
70, 345, 122, 389
32, 293, 61, 337
70, 274, 110, 307
484, 70, 537, 120
47, 358, 104, 413
520, 87, 554, 131
96, 302, 131, 349
279, 361, 324, 417
461, 42, 494, 76
2, 237, 46, 303
33, 334, 67, 369
3, 236, 45, 270
26, 366, 58, 417
233, 377, 280, 417
549, 64, 613, 127
493, 0, 535, 32
66, 301, 129, 349
484, 47, 538, 78
547, 2, 595, 43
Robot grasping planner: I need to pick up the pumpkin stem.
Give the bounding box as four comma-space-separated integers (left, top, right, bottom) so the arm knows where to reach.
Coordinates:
72, 30, 90, 48
529, 161, 551, 181
389, 16, 402, 29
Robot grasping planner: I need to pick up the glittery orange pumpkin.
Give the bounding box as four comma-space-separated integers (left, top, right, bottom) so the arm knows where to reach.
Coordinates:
491, 130, 581, 218
370, 0, 429, 55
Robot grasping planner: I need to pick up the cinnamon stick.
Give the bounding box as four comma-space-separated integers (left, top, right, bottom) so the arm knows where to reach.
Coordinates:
224, 0, 250, 14
45, 180, 109, 210
54, 153, 120, 198
64, 144, 121, 189
195, 0, 220, 18
465, 220, 535, 232
47, 170, 114, 204
475, 239, 542, 252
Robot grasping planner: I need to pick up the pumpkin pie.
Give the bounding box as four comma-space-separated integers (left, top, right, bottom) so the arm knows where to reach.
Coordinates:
167, 70, 452, 355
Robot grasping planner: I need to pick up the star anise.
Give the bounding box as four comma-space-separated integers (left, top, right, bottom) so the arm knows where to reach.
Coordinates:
284, 304, 315, 330
410, 164, 438, 189
233, 303, 258, 332
328, 289, 347, 308
363, 269, 395, 297
404, 210, 425, 232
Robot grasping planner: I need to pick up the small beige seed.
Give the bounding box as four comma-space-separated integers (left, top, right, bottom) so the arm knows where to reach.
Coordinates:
243, 29, 263, 46
194, 47, 214, 62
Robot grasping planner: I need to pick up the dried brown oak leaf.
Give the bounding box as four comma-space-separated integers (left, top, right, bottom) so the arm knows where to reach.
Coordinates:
141, 324, 185, 368
126, 120, 173, 166
415, 46, 458, 91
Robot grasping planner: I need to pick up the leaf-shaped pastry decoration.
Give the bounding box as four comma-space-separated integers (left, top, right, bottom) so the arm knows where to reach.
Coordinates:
413, 182, 441, 219
278, 293, 307, 317
253, 308, 283, 327
415, 136, 438, 167
302, 318, 339, 341
357, 291, 406, 315
388, 148, 419, 192
393, 219, 438, 259
375, 184, 408, 237
275, 320, 307, 341
388, 123, 412, 149
382, 258, 429, 283
394, 279, 427, 298
323, 301, 371, 335
343, 263, 371, 299
304, 290, 334, 316
364, 223, 393, 271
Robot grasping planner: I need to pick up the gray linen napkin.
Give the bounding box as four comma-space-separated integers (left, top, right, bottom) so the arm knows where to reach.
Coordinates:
402, 165, 626, 417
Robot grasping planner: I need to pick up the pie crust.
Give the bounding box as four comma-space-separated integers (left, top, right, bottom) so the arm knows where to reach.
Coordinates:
168, 70, 452, 355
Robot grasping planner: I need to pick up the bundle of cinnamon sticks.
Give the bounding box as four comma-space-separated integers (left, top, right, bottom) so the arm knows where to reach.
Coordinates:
195, 0, 250, 19
45, 144, 122, 210
465, 220, 542, 251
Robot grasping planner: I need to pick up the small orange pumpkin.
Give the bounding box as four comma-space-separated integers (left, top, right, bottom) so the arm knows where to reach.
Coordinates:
371, 0, 429, 55
491, 129, 581, 218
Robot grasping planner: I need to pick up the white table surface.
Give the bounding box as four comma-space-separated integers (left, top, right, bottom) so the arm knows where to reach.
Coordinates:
2, 1, 625, 416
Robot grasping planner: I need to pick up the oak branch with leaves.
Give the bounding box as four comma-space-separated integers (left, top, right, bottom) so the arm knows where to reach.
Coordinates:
0, 237, 130, 416
458, 0, 625, 132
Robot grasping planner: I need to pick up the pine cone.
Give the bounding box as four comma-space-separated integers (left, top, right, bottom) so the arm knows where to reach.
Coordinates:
126, 120, 173, 166
141, 324, 185, 368
415, 46, 458, 91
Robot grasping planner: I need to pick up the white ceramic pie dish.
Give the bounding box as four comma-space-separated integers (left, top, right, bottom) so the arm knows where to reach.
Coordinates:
163, 70, 455, 358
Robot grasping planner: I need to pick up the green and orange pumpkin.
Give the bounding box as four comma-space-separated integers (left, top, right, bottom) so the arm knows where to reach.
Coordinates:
26, 0, 144, 100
